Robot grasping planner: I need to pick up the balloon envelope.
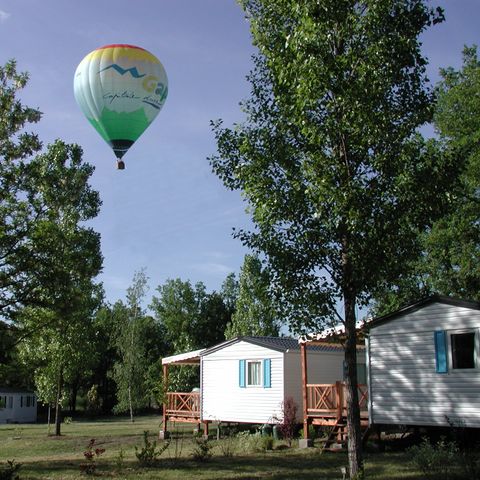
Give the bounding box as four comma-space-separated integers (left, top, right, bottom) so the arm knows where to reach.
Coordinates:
74, 44, 168, 168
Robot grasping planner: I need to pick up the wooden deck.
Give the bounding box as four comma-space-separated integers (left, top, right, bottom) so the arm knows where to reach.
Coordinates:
161, 391, 209, 438
164, 392, 200, 422
306, 382, 368, 425
300, 341, 370, 449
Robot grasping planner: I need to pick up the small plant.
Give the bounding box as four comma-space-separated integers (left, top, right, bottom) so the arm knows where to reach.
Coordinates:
192, 438, 212, 462
277, 397, 298, 447
114, 447, 126, 472
0, 460, 21, 480
135, 430, 169, 466
236, 431, 273, 453
79, 438, 105, 475
408, 437, 457, 479
63, 416, 72, 424
217, 433, 237, 457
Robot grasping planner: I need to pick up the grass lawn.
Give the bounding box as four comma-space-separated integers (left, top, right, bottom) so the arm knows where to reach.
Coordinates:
0, 415, 427, 479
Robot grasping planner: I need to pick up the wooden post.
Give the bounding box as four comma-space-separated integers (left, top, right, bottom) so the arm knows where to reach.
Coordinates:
301, 342, 309, 439
299, 342, 312, 448
160, 364, 169, 439
335, 381, 343, 421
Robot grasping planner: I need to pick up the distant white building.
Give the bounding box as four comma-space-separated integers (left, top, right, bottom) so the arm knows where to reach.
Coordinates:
367, 295, 480, 428
0, 388, 37, 424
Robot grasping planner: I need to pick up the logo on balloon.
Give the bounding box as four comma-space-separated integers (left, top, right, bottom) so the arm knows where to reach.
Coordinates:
99, 64, 146, 78
142, 76, 168, 101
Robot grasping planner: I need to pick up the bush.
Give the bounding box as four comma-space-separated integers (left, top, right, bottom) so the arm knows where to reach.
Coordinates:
79, 438, 105, 475
408, 437, 457, 479
236, 431, 273, 453
192, 438, 212, 462
0, 460, 21, 480
217, 432, 237, 457
135, 430, 169, 466
277, 397, 298, 447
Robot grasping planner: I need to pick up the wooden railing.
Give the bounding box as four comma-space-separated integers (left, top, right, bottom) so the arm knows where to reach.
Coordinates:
306, 382, 368, 419
166, 392, 200, 417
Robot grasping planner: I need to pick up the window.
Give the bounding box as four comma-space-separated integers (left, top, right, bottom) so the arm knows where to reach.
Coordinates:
0, 396, 6, 409
8, 397, 13, 409
26, 396, 31, 407
247, 361, 262, 386
239, 359, 271, 388
451, 331, 476, 369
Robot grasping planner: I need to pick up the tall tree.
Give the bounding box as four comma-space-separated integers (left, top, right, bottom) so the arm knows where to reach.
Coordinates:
112, 270, 151, 422
18, 140, 103, 435
0, 60, 42, 318
372, 46, 480, 315
425, 46, 480, 297
151, 278, 232, 392
225, 254, 280, 338
210, 1, 457, 476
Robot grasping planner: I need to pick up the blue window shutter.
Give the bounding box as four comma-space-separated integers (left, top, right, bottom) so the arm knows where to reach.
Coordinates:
239, 359, 246, 388
435, 330, 448, 373
263, 358, 271, 388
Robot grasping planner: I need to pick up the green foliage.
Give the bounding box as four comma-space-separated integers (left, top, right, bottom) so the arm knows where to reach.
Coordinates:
112, 270, 151, 420
151, 277, 234, 392
211, 1, 454, 477
236, 431, 273, 453
373, 46, 480, 314
192, 438, 213, 462
86, 384, 101, 415
0, 60, 42, 319
0, 460, 21, 480
217, 434, 237, 457
225, 254, 280, 338
134, 430, 169, 466
408, 437, 458, 479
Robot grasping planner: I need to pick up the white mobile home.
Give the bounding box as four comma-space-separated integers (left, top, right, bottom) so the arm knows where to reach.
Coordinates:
161, 336, 365, 436
367, 295, 480, 428
0, 388, 37, 424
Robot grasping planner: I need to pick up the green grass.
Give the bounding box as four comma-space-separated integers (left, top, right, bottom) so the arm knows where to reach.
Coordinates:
0, 415, 426, 479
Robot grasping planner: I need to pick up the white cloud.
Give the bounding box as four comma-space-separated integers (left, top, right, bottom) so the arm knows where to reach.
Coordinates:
0, 10, 10, 22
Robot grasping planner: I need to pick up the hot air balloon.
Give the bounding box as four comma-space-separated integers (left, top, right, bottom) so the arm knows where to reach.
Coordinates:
74, 44, 168, 169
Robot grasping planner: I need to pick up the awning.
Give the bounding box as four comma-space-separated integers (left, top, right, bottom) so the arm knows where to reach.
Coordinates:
162, 348, 205, 365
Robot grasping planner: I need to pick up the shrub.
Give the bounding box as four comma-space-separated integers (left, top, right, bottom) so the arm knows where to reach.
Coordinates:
135, 430, 169, 466
192, 438, 213, 462
79, 438, 105, 475
236, 431, 273, 453
0, 460, 21, 480
277, 397, 298, 447
408, 437, 457, 479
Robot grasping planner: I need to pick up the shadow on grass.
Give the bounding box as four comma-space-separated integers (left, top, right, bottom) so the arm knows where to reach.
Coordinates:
18, 451, 346, 480
16, 448, 425, 480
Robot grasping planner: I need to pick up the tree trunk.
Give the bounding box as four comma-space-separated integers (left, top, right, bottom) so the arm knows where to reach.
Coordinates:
342, 232, 363, 479
344, 292, 363, 478
47, 403, 51, 435
54, 367, 64, 436
128, 385, 134, 423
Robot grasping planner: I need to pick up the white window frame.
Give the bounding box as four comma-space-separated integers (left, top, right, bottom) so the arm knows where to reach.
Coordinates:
246, 360, 263, 387
448, 328, 479, 370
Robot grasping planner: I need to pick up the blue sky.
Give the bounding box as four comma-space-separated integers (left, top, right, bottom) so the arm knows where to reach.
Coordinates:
0, 1, 479, 305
